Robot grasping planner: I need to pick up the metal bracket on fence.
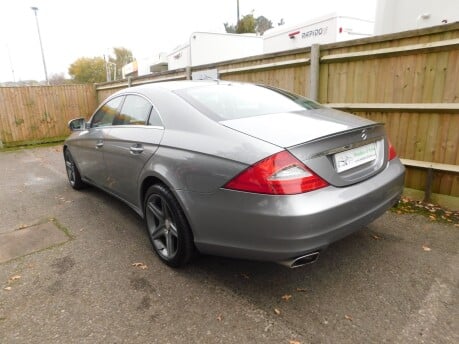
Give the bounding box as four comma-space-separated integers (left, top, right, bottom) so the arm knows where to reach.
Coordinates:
400, 159, 459, 202
424, 168, 433, 202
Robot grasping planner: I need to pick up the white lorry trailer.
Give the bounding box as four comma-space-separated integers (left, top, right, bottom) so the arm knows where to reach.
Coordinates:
167, 32, 263, 70
263, 13, 374, 54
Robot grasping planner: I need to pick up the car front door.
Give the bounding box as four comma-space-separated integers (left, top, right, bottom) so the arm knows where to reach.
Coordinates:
71, 96, 124, 187
103, 94, 164, 208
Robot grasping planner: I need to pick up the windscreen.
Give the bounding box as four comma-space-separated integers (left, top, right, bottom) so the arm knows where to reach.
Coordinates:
175, 84, 322, 121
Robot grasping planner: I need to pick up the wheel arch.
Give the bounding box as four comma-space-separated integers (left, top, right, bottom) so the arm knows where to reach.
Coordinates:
140, 174, 197, 245
139, 175, 189, 220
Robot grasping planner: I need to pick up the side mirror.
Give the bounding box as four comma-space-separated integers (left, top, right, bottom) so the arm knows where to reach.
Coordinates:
68, 118, 87, 131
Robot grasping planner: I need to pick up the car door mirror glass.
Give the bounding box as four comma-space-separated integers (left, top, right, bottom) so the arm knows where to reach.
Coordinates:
68, 118, 87, 131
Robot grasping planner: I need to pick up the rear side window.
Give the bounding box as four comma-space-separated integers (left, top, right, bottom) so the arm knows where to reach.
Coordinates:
91, 96, 123, 127
148, 107, 163, 127
175, 84, 322, 121
115, 95, 152, 125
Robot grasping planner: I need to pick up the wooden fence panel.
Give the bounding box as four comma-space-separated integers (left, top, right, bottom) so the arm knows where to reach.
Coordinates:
90, 22, 459, 197
353, 110, 458, 196
0, 84, 97, 146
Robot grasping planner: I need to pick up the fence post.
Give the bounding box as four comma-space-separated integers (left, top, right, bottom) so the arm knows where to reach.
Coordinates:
309, 44, 320, 101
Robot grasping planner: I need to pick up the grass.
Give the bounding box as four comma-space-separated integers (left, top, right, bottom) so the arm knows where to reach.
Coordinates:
0, 139, 64, 152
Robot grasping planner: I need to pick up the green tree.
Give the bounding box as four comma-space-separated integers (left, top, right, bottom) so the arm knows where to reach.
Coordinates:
109, 47, 134, 80
68, 57, 106, 83
256, 16, 273, 35
224, 13, 273, 35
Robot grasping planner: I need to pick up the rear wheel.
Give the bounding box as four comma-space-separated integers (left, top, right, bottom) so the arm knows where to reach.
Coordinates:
144, 184, 194, 267
64, 149, 85, 190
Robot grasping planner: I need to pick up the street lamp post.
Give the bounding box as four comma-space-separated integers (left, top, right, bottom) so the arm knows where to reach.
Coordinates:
237, 0, 240, 24
31, 6, 49, 85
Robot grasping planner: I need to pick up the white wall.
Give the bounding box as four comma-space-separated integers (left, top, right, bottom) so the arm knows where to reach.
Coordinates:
375, 0, 459, 35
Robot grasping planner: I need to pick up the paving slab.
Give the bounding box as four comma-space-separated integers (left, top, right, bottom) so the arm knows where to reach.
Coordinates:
0, 221, 70, 263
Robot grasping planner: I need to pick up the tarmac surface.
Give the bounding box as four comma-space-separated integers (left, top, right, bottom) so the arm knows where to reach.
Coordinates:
0, 146, 458, 343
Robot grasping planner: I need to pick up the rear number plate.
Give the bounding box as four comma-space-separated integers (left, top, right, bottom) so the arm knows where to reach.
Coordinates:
333, 143, 377, 173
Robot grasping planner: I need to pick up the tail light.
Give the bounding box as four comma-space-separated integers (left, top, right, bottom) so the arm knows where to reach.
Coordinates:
224, 150, 328, 195
388, 140, 397, 160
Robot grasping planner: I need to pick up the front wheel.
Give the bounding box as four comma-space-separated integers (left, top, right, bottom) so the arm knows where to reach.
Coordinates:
144, 184, 195, 267
64, 149, 85, 190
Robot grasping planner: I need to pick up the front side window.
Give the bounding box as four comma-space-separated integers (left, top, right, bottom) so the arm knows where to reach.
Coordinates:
114, 95, 152, 125
91, 96, 124, 127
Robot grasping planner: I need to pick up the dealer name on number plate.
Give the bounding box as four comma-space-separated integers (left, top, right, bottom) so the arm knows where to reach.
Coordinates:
333, 143, 377, 173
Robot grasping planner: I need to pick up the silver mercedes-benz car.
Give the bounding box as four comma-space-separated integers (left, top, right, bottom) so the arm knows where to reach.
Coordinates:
64, 81, 405, 268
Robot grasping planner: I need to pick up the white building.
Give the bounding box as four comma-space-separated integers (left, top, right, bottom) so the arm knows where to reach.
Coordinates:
375, 0, 459, 35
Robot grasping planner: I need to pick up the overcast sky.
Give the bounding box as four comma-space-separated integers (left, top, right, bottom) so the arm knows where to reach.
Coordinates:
0, 0, 377, 82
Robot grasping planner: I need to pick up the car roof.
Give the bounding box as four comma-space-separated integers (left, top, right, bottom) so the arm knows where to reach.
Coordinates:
121, 80, 235, 94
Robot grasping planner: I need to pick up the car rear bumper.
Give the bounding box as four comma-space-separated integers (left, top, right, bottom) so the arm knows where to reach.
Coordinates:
176, 159, 405, 262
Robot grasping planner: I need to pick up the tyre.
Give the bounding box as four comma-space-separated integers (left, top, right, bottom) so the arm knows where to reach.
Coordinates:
64, 149, 85, 190
144, 184, 195, 267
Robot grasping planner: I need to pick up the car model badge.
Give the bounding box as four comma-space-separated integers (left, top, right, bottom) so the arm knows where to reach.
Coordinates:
361, 129, 368, 140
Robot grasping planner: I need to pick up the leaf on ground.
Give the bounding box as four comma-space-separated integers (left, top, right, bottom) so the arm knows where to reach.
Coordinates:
296, 288, 308, 293
9, 275, 21, 282
216, 314, 223, 321
391, 197, 459, 224
132, 262, 148, 269
274, 308, 281, 315
289, 340, 301, 344
344, 314, 353, 321
371, 234, 381, 240
422, 245, 431, 252
4, 287, 12, 291
281, 294, 292, 301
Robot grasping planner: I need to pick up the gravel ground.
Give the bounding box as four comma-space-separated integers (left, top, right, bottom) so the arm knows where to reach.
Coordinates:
0, 146, 458, 344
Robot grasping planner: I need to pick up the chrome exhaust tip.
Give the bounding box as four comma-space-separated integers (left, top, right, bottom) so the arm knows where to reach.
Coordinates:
280, 251, 320, 268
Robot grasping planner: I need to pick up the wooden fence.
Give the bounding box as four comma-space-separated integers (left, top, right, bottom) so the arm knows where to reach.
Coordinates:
0, 23, 457, 198
0, 84, 97, 147
95, 23, 459, 198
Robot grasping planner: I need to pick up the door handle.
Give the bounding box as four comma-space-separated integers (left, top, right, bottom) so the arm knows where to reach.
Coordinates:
130, 145, 144, 154
95, 140, 104, 149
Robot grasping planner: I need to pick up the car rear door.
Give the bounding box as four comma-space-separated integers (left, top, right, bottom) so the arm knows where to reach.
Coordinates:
103, 94, 164, 207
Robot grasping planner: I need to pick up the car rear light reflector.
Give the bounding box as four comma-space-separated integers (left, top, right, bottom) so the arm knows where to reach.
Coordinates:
224, 150, 328, 195
388, 140, 397, 160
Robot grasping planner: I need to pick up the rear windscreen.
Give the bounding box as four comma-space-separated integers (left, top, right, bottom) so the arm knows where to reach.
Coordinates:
175, 84, 322, 121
